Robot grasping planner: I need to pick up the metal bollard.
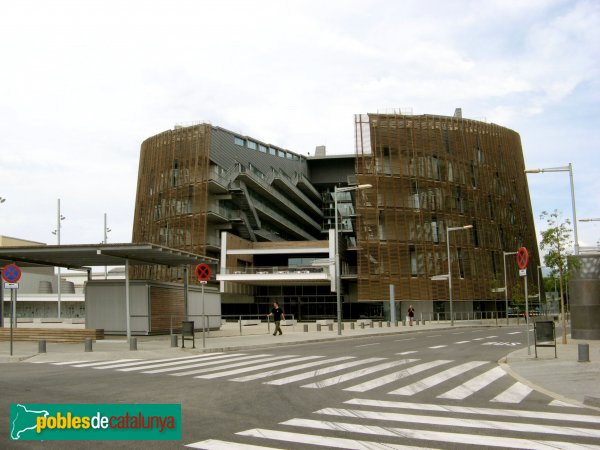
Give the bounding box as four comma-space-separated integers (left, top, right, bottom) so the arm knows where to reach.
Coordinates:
394, 320, 398, 327
578, 343, 590, 362
328, 324, 333, 331
360, 322, 365, 329
387, 321, 391, 327
317, 324, 321, 332
370, 322, 374, 328
303, 324, 309, 332
38, 339, 46, 353
84, 337, 93, 352
170, 334, 178, 347
379, 321, 383, 328
130, 337, 137, 351
351, 323, 355, 330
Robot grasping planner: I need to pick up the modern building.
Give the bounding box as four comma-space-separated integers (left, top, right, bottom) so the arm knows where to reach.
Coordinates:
132, 111, 541, 320
0, 236, 89, 323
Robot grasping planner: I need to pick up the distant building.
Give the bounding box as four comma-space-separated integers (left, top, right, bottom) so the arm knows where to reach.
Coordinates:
131, 112, 540, 320
1, 235, 123, 322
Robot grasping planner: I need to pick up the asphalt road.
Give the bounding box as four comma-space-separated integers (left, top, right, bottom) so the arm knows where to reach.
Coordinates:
2, 326, 600, 449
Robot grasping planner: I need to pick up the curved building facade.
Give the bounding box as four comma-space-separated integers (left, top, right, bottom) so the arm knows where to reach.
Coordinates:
132, 112, 541, 319
354, 113, 541, 315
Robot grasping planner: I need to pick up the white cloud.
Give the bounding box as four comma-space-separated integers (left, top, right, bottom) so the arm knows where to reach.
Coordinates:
0, 0, 598, 250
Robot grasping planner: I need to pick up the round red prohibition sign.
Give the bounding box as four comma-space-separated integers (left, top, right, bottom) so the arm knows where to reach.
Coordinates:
516, 247, 529, 270
195, 263, 211, 281
2, 263, 22, 283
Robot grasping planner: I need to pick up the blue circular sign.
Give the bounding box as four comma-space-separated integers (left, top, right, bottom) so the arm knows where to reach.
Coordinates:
2, 264, 21, 283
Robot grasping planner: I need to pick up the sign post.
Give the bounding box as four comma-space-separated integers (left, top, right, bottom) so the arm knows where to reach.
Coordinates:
2, 264, 22, 356
516, 248, 530, 355
195, 264, 211, 348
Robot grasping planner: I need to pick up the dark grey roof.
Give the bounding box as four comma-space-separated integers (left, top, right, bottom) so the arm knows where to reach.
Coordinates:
0, 243, 217, 270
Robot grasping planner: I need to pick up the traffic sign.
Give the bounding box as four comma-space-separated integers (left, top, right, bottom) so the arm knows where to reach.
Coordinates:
519, 269, 527, 277
4, 282, 19, 289
516, 247, 529, 270
2, 264, 22, 283
195, 263, 211, 281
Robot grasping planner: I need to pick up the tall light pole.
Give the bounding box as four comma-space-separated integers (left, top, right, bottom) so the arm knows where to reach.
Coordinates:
525, 164, 579, 255
503, 251, 517, 325
334, 184, 372, 335
447, 225, 473, 326
103, 213, 111, 279
51, 199, 66, 319
0, 198, 4, 328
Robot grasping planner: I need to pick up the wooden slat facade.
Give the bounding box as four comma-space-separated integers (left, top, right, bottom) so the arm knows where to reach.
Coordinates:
354, 113, 541, 305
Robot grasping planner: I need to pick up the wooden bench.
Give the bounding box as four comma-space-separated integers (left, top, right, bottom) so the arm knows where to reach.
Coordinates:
0, 328, 104, 343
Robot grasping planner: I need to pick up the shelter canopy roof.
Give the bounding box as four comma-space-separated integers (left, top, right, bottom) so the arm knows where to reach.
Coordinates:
0, 243, 217, 270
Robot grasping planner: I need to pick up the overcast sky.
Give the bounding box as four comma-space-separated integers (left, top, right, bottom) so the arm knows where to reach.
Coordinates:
1, 0, 598, 254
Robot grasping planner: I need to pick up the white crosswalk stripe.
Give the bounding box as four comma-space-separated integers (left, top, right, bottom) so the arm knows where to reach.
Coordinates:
143, 354, 271, 374
490, 381, 533, 403
237, 428, 434, 449
118, 354, 231, 372
195, 355, 324, 379
315, 408, 600, 438
185, 400, 600, 450
169, 354, 280, 377
388, 360, 487, 395
264, 357, 386, 386
301, 359, 419, 389
72, 358, 143, 368
32, 353, 558, 406
345, 399, 600, 423
343, 359, 452, 392
96, 353, 224, 370
186, 439, 284, 449
280, 417, 600, 450
437, 366, 507, 399
230, 356, 355, 382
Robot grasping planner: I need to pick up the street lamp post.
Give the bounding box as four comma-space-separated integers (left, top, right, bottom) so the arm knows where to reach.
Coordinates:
503, 251, 517, 325
334, 184, 372, 335
447, 225, 473, 326
103, 213, 111, 279
525, 164, 579, 255
0, 198, 5, 327
51, 199, 66, 319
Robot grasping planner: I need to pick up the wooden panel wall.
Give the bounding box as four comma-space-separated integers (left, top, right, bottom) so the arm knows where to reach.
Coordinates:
132, 124, 211, 283
355, 114, 540, 304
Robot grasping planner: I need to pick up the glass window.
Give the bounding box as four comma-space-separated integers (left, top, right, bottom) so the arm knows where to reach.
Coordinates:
410, 245, 417, 277
247, 141, 257, 150
259, 144, 267, 153
431, 218, 439, 244
234, 137, 245, 146
269, 147, 277, 156
286, 152, 294, 159
278, 150, 286, 158
457, 248, 465, 278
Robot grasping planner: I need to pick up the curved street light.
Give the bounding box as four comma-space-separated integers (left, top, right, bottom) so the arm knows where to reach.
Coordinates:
525, 164, 579, 255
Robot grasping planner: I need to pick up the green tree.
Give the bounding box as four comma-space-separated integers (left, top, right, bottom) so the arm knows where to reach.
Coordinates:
539, 210, 580, 344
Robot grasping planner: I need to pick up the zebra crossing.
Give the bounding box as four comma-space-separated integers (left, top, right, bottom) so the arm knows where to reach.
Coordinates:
35, 350, 557, 405
186, 399, 600, 449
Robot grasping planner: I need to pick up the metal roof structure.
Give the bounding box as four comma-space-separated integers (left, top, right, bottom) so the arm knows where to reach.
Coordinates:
0, 243, 217, 270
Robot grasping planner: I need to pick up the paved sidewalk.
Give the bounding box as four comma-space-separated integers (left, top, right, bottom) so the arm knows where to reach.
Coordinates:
2, 320, 599, 409
502, 338, 600, 409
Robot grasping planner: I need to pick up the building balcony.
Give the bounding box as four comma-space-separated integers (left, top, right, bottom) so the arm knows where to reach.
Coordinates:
217, 266, 331, 286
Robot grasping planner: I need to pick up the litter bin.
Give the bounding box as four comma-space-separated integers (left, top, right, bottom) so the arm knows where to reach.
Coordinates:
182, 321, 195, 349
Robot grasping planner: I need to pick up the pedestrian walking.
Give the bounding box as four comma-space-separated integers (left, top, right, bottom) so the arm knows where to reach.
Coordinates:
267, 302, 285, 336
408, 304, 415, 326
